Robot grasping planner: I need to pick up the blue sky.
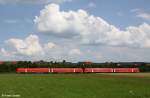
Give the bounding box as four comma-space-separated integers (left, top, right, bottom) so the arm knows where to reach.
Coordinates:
0, 0, 150, 62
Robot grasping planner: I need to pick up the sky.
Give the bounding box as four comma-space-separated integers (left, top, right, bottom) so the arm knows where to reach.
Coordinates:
0, 0, 150, 62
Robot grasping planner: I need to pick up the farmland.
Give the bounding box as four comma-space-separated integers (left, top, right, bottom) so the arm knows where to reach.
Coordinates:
0, 73, 150, 98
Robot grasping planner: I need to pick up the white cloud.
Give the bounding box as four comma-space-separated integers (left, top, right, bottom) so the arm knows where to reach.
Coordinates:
126, 23, 150, 48
34, 3, 115, 37
34, 4, 71, 34
34, 3, 150, 48
131, 9, 150, 21
136, 13, 150, 21
3, 34, 83, 61
43, 42, 82, 60
44, 42, 56, 49
6, 34, 44, 56
0, 0, 72, 4
0, 48, 18, 60
0, 48, 13, 57
69, 48, 82, 56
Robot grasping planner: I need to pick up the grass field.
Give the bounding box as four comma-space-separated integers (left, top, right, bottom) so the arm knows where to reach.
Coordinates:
0, 73, 150, 98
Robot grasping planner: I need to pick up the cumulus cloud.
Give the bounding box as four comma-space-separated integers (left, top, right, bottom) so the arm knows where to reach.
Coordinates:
0, 48, 14, 57
0, 0, 72, 4
44, 42, 56, 49
68, 48, 82, 56
43, 42, 82, 61
0, 48, 18, 60
34, 3, 150, 48
3, 34, 83, 61
6, 34, 44, 56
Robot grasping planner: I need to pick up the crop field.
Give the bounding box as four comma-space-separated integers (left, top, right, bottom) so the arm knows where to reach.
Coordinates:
0, 73, 150, 98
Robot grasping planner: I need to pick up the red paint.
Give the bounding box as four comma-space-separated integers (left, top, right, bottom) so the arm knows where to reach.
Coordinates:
113, 68, 140, 72
85, 68, 113, 73
16, 68, 49, 73
26, 68, 49, 73
16, 68, 27, 73
51, 68, 83, 73
16, 68, 140, 73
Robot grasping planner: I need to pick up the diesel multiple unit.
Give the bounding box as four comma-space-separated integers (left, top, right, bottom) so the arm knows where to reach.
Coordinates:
16, 68, 140, 73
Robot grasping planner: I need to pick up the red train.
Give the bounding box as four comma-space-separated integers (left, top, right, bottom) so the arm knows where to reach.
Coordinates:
16, 68, 140, 73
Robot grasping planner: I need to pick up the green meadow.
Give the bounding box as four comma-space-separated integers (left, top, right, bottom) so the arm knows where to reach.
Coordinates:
0, 73, 150, 98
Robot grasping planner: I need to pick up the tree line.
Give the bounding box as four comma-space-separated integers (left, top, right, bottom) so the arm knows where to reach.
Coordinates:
0, 60, 150, 73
